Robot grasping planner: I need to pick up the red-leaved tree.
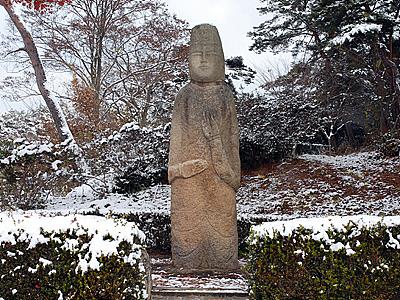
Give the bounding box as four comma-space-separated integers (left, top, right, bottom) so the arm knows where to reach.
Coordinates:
12, 0, 70, 11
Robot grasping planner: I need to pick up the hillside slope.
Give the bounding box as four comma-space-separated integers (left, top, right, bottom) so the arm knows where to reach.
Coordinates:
43, 152, 400, 221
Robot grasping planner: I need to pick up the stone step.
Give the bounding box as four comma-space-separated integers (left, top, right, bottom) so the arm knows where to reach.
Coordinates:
150, 255, 249, 299
152, 287, 249, 299
151, 256, 249, 300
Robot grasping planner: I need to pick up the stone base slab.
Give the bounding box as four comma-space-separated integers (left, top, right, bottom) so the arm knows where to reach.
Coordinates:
152, 287, 249, 299
151, 255, 249, 299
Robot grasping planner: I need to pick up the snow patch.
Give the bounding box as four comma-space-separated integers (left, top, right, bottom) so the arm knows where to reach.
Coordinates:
329, 23, 382, 46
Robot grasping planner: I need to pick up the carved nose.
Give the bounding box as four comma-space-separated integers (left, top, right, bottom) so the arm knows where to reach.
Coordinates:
201, 52, 207, 62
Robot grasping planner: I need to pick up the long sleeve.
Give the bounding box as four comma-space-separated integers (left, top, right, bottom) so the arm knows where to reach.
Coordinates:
207, 87, 241, 191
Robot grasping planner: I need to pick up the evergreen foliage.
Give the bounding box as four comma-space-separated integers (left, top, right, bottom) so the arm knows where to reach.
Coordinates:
247, 220, 400, 299
0, 214, 148, 299
249, 0, 400, 155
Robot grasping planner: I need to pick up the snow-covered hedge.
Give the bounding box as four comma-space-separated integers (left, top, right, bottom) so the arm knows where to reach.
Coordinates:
0, 212, 149, 299
247, 216, 400, 299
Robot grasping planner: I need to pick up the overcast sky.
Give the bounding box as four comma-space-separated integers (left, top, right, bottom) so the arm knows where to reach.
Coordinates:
165, 0, 265, 64
0, 0, 289, 113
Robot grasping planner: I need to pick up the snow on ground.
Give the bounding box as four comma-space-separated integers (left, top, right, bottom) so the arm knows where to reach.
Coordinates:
40, 152, 400, 223
237, 151, 400, 220
44, 184, 170, 216
3, 151, 399, 292
300, 151, 398, 172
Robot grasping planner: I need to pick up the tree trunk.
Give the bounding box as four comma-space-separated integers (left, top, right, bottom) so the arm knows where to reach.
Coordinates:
1, 1, 90, 174
1, 1, 74, 143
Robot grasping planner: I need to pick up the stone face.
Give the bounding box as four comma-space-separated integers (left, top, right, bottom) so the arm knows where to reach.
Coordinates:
168, 24, 240, 271
189, 24, 225, 83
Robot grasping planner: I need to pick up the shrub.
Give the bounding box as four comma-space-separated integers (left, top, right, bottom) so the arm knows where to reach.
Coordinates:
0, 120, 171, 209
247, 216, 400, 300
0, 140, 12, 160
236, 90, 328, 169
379, 131, 400, 157
0, 139, 79, 210
86, 122, 170, 194
123, 212, 171, 253
0, 212, 149, 300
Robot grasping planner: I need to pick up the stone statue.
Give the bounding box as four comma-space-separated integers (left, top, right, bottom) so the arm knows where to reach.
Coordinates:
168, 24, 240, 271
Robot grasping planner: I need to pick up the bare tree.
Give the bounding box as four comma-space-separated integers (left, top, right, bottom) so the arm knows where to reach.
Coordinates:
27, 0, 189, 127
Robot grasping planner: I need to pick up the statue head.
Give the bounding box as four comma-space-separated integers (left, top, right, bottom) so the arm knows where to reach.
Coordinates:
189, 24, 225, 83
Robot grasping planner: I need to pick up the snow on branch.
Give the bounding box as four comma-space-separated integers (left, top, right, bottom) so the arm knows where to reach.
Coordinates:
329, 23, 383, 47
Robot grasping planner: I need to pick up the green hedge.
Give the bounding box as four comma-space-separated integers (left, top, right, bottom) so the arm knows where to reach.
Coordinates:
0, 213, 148, 299
247, 216, 400, 300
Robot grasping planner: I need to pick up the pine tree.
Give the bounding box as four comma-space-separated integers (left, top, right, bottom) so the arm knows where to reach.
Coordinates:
250, 0, 400, 150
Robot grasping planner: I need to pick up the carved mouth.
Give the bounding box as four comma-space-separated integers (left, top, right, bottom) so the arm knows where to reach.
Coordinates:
199, 65, 209, 70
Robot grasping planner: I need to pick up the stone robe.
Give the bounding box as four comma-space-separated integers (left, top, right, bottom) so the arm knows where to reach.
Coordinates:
169, 82, 240, 270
